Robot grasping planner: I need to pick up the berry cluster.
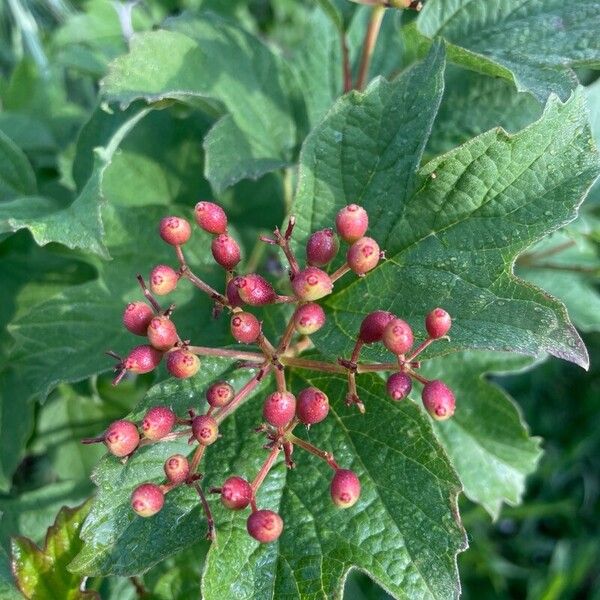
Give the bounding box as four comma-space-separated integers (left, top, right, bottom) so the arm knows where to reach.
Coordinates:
86, 201, 455, 544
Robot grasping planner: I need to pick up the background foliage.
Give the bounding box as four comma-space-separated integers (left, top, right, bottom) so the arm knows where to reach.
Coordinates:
0, 0, 599, 598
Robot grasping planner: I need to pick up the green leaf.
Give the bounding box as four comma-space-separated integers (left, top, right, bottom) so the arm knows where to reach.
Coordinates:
0, 129, 36, 200
12, 500, 97, 599
416, 0, 600, 101
101, 14, 297, 192
0, 546, 20, 599
419, 351, 542, 519
0, 113, 56, 155
293, 50, 599, 367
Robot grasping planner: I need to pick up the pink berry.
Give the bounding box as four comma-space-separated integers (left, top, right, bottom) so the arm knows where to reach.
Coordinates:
386, 373, 412, 401
122, 302, 154, 336
104, 420, 139, 457
221, 476, 253, 510
230, 312, 261, 344
247, 510, 283, 543
124, 345, 163, 374
293, 303, 326, 335
195, 201, 227, 234
166, 349, 200, 378
192, 414, 219, 445
382, 318, 414, 355
296, 387, 329, 425
211, 234, 241, 270
226, 279, 243, 308
330, 469, 361, 508
425, 308, 451, 339
233, 274, 277, 306
164, 454, 190, 484
131, 483, 164, 517
159, 216, 191, 246
147, 316, 178, 351
149, 265, 178, 296
292, 267, 333, 301
422, 380, 455, 421
142, 406, 176, 440
347, 237, 380, 275
359, 311, 395, 344
206, 381, 235, 407
306, 228, 339, 266
335, 204, 368, 243
263, 391, 296, 427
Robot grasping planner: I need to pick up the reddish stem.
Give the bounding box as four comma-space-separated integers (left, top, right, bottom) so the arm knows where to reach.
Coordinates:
251, 445, 281, 494
189, 443, 206, 473
286, 433, 339, 470
136, 274, 162, 313
192, 482, 216, 541
174, 245, 228, 305
342, 35, 352, 93
185, 346, 264, 362
406, 338, 434, 362
330, 263, 351, 283
355, 6, 385, 90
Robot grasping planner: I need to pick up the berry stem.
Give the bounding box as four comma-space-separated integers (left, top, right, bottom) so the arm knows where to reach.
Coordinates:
138, 430, 191, 448
406, 369, 431, 385
355, 5, 385, 91
286, 433, 339, 470
405, 338, 435, 362
189, 443, 206, 473
191, 481, 216, 541
279, 356, 346, 374
330, 263, 351, 284
261, 218, 300, 276
185, 346, 264, 362
275, 294, 297, 304
136, 274, 162, 313
342, 34, 352, 93
274, 368, 287, 393
251, 445, 281, 494
277, 313, 297, 355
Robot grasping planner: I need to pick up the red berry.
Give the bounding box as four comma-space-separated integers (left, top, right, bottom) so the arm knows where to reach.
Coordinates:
347, 237, 380, 275
192, 414, 219, 445
122, 302, 154, 336
149, 265, 178, 296
234, 274, 277, 306
292, 267, 333, 301
221, 476, 253, 510
230, 312, 261, 344
164, 454, 190, 484
142, 406, 176, 440
425, 308, 451, 339
104, 420, 139, 457
226, 279, 243, 308
382, 318, 414, 355
166, 349, 200, 378
211, 234, 241, 270
247, 510, 283, 543
293, 303, 326, 335
422, 380, 455, 421
330, 469, 361, 508
131, 483, 164, 517
386, 373, 412, 401
206, 381, 235, 407
124, 345, 163, 374
296, 387, 329, 425
195, 201, 227, 234
263, 391, 296, 427
359, 311, 395, 344
159, 216, 191, 246
147, 316, 178, 351
306, 228, 339, 266
335, 204, 368, 243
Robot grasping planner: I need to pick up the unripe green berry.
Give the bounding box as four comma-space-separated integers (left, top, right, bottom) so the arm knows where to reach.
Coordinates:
211, 233, 241, 270
263, 391, 296, 427
425, 308, 451, 339
124, 345, 163, 374
159, 216, 191, 246
150, 265, 178, 296
386, 372, 412, 401
192, 414, 219, 445
206, 381, 235, 407
292, 267, 333, 301
166, 349, 200, 378
296, 387, 329, 425
105, 420, 140, 457
330, 469, 361, 508
221, 476, 253, 510
359, 311, 395, 344
230, 312, 261, 344
131, 483, 164, 517
142, 406, 176, 440
164, 454, 190, 484
306, 228, 339, 266
123, 302, 154, 336
195, 201, 227, 234
335, 204, 368, 243
147, 316, 178, 351
422, 380, 455, 421
293, 303, 326, 335
382, 318, 414, 355
347, 237, 380, 275
247, 510, 283, 543
234, 274, 277, 306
